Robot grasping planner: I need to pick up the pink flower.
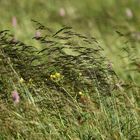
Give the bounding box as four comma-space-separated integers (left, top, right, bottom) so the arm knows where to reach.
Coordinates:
12, 90, 20, 104
35, 30, 41, 38
59, 8, 66, 17
12, 16, 17, 27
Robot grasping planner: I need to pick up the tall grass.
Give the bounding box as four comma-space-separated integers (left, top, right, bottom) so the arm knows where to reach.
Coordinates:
0, 0, 140, 139
0, 21, 139, 139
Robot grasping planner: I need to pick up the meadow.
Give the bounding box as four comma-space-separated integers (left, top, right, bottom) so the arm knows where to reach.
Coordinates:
0, 0, 140, 139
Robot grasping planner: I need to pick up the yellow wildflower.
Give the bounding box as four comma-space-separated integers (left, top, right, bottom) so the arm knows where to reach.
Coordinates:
50, 72, 61, 80
50, 74, 56, 79
79, 91, 84, 96
55, 72, 61, 78
19, 78, 24, 83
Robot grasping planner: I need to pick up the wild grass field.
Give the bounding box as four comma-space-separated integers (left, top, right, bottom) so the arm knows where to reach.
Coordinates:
0, 0, 140, 140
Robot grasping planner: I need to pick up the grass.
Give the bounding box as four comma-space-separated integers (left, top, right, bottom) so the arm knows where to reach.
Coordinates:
0, 0, 140, 139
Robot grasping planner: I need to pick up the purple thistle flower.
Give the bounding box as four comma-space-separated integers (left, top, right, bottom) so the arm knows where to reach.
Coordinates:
12, 90, 20, 104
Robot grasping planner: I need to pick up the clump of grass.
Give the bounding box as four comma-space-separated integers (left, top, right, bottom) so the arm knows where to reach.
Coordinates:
0, 21, 139, 139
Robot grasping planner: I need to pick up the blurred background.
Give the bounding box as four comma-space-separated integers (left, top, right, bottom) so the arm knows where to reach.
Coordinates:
0, 0, 140, 83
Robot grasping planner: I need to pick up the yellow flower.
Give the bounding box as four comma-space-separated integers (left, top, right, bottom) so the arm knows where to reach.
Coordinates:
55, 72, 61, 78
19, 78, 24, 83
50, 74, 56, 79
79, 91, 84, 96
50, 72, 62, 81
